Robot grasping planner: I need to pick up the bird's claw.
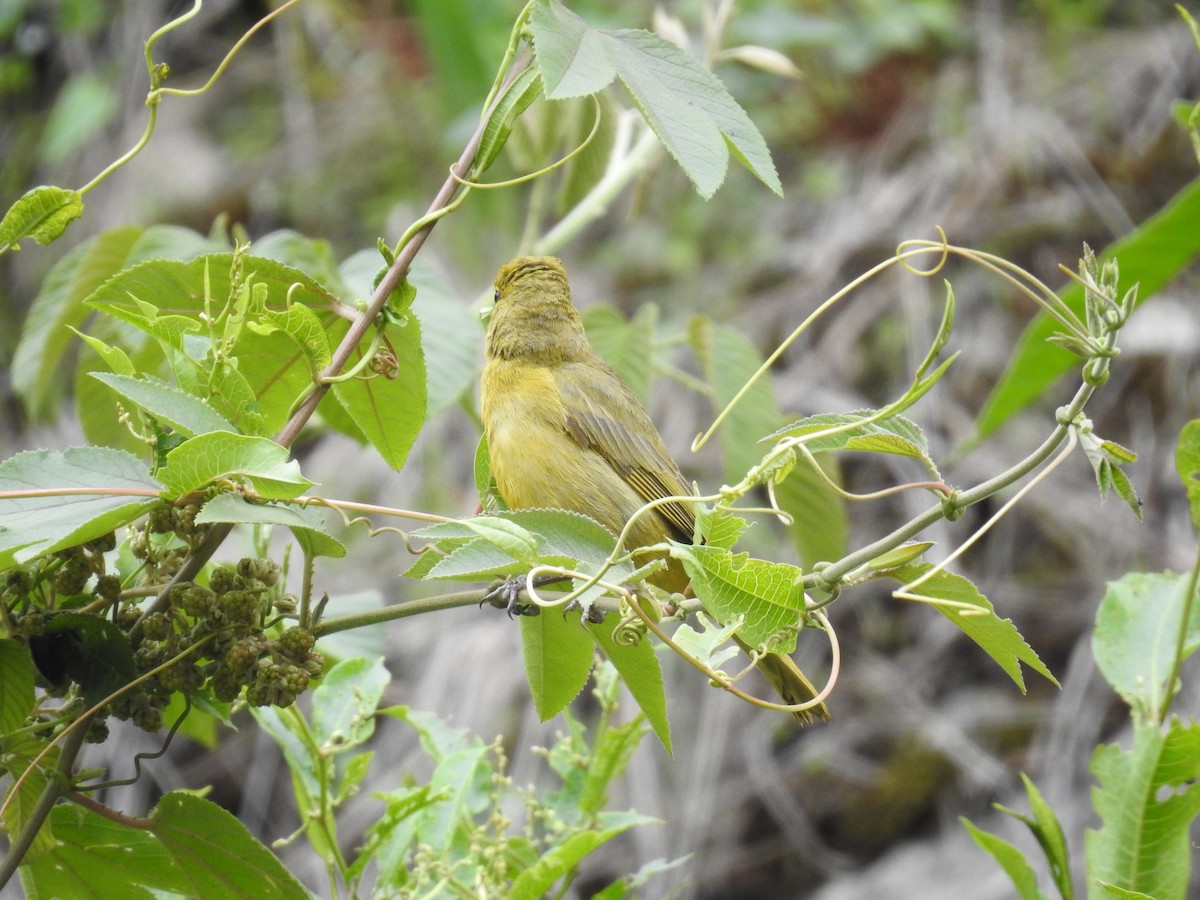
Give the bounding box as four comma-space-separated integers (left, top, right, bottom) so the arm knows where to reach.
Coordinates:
562, 597, 606, 624
481, 575, 542, 618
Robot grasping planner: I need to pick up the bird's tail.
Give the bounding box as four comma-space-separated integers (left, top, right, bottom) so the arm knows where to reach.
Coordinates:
733, 635, 831, 725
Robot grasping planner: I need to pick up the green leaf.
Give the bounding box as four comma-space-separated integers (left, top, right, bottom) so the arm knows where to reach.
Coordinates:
673, 544, 805, 653
252, 229, 354, 301
424, 515, 540, 564
84, 253, 342, 435
521, 608, 595, 721
379, 707, 493, 854
70, 328, 136, 376
310, 656, 390, 750
1, 733, 57, 861
583, 303, 657, 405
474, 65, 544, 176
157, 433, 313, 500
1092, 571, 1200, 723
88, 372, 238, 437
1174, 419, 1200, 529
249, 706, 321, 822
0, 185, 82, 251
1079, 431, 1142, 520
1085, 721, 1200, 900
417, 508, 629, 583
23, 802, 192, 898
975, 178, 1200, 443
530, 0, 781, 198
328, 313, 426, 471
867, 541, 934, 571
689, 315, 847, 568
695, 506, 747, 550
15, 225, 219, 423
961, 816, 1047, 900
993, 774, 1072, 900
12, 226, 141, 421
341, 253, 477, 419
149, 791, 311, 899
252, 301, 332, 374
769, 410, 933, 462
509, 812, 658, 900
193, 492, 346, 559
0, 639, 35, 733
0, 447, 161, 568
885, 564, 1058, 692
589, 618, 672, 753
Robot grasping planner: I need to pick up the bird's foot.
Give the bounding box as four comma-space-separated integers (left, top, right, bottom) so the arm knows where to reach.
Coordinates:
481, 574, 565, 618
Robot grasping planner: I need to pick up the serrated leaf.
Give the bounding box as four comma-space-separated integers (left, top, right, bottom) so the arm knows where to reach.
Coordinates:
589, 619, 671, 753
417, 508, 630, 583
673, 543, 805, 653
456, 516, 540, 564
695, 506, 747, 550
193, 492, 346, 558
1093, 571, 1200, 723
530, 0, 780, 198
1174, 419, 1200, 529
521, 608, 595, 721
0, 447, 161, 567
149, 791, 310, 899
0, 185, 82, 250
23, 802, 191, 898
0, 639, 35, 733
887, 564, 1057, 692
769, 410, 931, 458
157, 432, 313, 500
1085, 721, 1200, 900
84, 253, 342, 435
89, 372, 238, 437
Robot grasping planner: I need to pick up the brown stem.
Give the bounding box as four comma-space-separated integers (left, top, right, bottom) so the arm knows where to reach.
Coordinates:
274, 55, 528, 451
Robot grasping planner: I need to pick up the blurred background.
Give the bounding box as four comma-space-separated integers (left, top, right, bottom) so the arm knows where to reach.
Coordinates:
3, 0, 1200, 897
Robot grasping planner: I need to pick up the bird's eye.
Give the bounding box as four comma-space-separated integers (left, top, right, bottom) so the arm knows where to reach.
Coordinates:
493, 289, 501, 303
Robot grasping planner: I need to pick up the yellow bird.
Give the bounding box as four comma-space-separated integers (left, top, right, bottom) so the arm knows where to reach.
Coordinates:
481, 256, 829, 724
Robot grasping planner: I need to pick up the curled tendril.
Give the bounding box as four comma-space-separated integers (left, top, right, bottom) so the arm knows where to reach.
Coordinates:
449, 94, 604, 191
896, 226, 950, 277
612, 606, 648, 647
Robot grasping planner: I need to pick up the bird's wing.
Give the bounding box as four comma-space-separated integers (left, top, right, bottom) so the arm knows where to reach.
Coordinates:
557, 358, 696, 543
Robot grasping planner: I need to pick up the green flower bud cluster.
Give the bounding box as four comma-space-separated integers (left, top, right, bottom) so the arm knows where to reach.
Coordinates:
143, 560, 324, 711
